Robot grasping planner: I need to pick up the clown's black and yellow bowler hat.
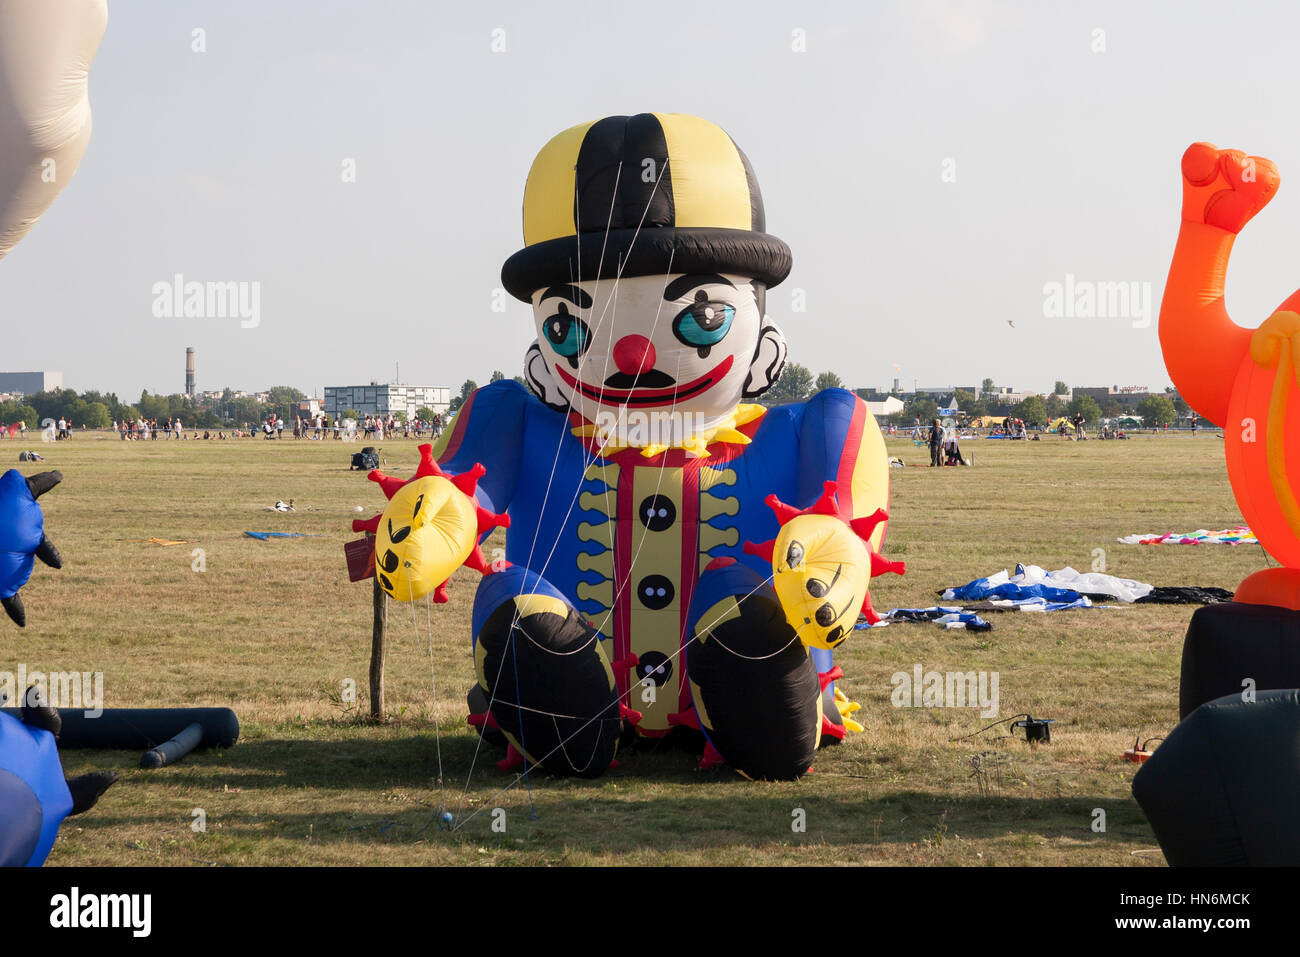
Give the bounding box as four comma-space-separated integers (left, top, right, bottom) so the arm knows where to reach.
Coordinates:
501, 113, 792, 302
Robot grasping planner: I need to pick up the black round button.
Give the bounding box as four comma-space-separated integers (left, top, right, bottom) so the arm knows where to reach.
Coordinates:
637, 574, 675, 610
636, 651, 673, 686
639, 495, 676, 531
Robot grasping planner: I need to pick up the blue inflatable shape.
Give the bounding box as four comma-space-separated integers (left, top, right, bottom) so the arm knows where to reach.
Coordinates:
0, 711, 72, 866
0, 469, 43, 601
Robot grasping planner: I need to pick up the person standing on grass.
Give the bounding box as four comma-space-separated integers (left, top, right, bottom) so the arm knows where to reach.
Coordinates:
929, 418, 943, 467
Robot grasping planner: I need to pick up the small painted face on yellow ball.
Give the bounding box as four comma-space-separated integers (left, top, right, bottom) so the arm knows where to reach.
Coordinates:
771, 514, 871, 650
374, 475, 477, 601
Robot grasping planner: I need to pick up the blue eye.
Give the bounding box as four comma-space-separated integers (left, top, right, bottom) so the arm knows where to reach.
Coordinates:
673, 299, 734, 347
544, 305, 590, 359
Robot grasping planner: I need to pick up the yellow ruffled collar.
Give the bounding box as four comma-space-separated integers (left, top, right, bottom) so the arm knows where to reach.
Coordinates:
571, 404, 766, 459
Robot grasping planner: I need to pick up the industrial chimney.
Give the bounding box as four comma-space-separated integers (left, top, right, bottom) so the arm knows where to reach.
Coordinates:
185, 347, 195, 398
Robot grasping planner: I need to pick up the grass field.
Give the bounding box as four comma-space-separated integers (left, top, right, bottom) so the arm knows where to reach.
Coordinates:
5, 428, 1265, 866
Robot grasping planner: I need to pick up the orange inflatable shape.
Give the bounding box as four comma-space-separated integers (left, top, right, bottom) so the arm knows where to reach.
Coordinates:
1160, 143, 1300, 603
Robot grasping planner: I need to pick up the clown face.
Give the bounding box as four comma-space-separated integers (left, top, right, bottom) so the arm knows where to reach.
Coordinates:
523, 272, 787, 441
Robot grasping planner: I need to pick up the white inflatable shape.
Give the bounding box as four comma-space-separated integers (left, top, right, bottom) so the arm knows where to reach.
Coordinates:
0, 0, 107, 260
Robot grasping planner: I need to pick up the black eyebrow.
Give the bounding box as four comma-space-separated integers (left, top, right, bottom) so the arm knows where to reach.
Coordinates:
663, 274, 735, 302
538, 284, 593, 308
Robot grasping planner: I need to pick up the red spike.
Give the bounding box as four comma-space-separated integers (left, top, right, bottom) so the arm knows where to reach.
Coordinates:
464, 544, 490, 575
821, 719, 847, 742
810, 480, 840, 516
433, 581, 450, 604
368, 470, 407, 501
608, 758, 620, 770
451, 463, 486, 498
485, 557, 512, 576
870, 553, 906, 578
698, 741, 725, 771
849, 508, 889, 540
351, 514, 382, 534
818, 665, 844, 692
612, 653, 640, 676
764, 493, 802, 526
859, 595, 882, 625
474, 504, 510, 536
703, 556, 737, 572
497, 744, 525, 772
743, 539, 775, 563
467, 711, 500, 731
667, 709, 700, 730
619, 704, 643, 726
414, 443, 442, 479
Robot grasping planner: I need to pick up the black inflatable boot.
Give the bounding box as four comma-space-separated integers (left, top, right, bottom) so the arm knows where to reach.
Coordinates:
1179, 602, 1300, 718
1133, 689, 1300, 865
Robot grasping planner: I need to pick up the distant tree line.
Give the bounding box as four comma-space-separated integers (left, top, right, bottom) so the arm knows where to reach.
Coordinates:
0, 385, 308, 430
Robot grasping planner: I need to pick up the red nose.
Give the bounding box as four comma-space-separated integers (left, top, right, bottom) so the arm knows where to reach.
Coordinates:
612, 335, 657, 376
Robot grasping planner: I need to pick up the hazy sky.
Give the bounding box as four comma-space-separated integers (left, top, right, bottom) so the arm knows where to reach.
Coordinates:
5, 0, 1300, 400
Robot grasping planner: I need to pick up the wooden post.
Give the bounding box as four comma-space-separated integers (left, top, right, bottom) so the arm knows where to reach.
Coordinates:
369, 574, 387, 719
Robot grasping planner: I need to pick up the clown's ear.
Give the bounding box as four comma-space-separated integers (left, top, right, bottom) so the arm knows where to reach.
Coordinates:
524, 341, 570, 411
742, 318, 788, 399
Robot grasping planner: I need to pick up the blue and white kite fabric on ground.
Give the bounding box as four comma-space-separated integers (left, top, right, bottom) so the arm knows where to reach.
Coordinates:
858, 607, 993, 631
985, 595, 1092, 612
942, 564, 1152, 606
864, 564, 1153, 632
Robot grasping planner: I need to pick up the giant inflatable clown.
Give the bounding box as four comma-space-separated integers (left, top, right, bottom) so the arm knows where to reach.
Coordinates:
355, 113, 902, 780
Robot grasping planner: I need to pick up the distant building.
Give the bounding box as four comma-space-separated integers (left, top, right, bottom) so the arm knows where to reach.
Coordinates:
866, 396, 905, 417
855, 387, 900, 402
1073, 385, 1150, 409
324, 383, 450, 418
0, 372, 61, 395
986, 387, 1041, 405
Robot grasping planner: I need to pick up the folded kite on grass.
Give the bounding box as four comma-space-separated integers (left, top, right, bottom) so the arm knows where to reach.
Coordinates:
1117, 526, 1257, 546
859, 607, 993, 631
942, 564, 1152, 604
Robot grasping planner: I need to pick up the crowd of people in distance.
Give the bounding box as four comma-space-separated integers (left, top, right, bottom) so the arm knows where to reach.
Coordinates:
2, 411, 451, 442
281, 412, 446, 441
115, 417, 190, 440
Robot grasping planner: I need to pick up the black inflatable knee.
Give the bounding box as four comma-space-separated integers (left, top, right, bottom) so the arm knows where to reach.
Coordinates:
687, 590, 820, 780
475, 595, 620, 778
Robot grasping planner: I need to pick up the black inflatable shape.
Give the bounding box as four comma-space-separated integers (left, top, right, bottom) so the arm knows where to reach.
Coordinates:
687, 589, 820, 781
0, 707, 238, 751
1132, 689, 1300, 866
140, 721, 204, 769
1179, 602, 1300, 718
476, 601, 620, 778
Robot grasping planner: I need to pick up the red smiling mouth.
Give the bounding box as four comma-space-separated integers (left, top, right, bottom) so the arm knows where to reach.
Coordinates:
556, 355, 734, 405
